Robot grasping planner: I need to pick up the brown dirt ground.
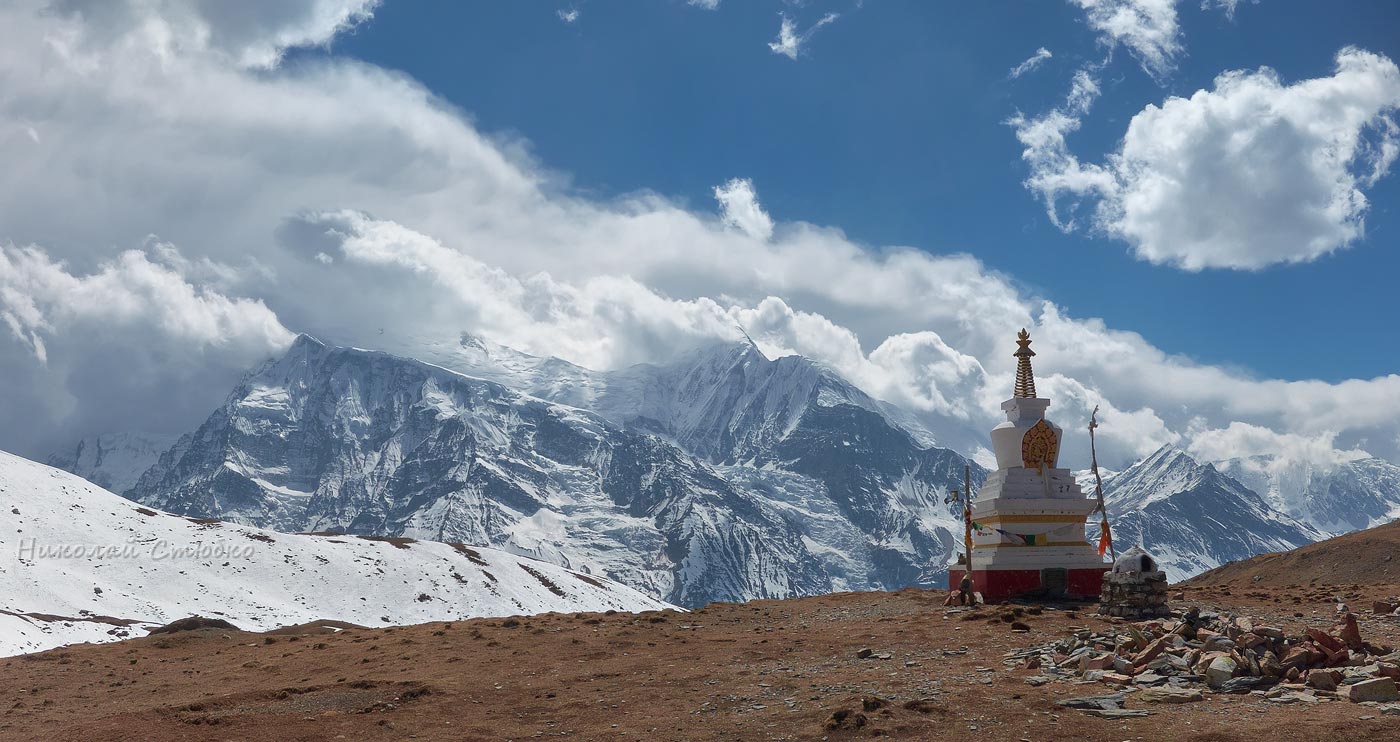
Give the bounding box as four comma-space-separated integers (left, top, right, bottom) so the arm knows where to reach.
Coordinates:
1187, 519, 1400, 588
3, 585, 1400, 741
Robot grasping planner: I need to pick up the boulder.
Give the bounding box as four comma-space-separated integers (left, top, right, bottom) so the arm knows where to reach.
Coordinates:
1345, 678, 1400, 704
1336, 613, 1364, 650
1206, 656, 1238, 688
1373, 601, 1398, 616
1306, 669, 1339, 691
1308, 628, 1345, 654
1080, 653, 1115, 672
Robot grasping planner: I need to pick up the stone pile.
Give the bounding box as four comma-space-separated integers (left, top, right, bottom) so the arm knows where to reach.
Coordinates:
1099, 568, 1170, 619
1008, 608, 1400, 712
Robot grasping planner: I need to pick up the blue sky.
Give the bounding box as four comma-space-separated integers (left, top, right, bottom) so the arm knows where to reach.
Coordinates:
318, 0, 1400, 382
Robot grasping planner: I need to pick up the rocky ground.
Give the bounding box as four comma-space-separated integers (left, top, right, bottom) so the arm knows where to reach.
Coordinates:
4, 585, 1400, 741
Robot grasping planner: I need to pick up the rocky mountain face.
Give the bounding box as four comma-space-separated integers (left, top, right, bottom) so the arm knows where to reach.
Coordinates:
0, 449, 670, 657
125, 335, 981, 607
45, 432, 178, 495
1094, 446, 1321, 581
1216, 455, 1400, 537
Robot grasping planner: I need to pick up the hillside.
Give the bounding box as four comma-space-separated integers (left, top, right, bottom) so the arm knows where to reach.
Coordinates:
0, 450, 670, 656
1185, 517, 1400, 588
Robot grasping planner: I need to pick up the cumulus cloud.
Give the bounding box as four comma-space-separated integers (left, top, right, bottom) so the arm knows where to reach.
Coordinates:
47, 0, 379, 69
0, 242, 291, 362
2, 0, 1400, 479
1014, 47, 1400, 269
1009, 47, 1053, 79
713, 178, 775, 241
557, 8, 579, 24
1070, 0, 1181, 79
0, 240, 293, 451
768, 12, 839, 60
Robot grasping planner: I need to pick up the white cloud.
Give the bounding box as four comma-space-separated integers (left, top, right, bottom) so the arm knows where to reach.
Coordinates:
2, 0, 1400, 476
1014, 47, 1400, 270
768, 12, 839, 60
1070, 0, 1181, 79
47, 0, 379, 69
713, 178, 775, 241
557, 8, 580, 24
1201, 0, 1256, 21
688, 0, 721, 9
1009, 47, 1053, 79
0, 242, 292, 363
1188, 421, 1367, 469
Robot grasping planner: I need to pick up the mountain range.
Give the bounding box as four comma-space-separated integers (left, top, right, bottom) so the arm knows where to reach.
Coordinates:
48, 334, 1400, 593
109, 335, 979, 608
0, 449, 669, 657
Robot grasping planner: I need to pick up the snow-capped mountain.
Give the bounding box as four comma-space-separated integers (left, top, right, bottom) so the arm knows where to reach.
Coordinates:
126, 335, 982, 607
1093, 446, 1320, 581
425, 334, 980, 583
412, 332, 940, 453
46, 432, 178, 495
1216, 454, 1400, 537
0, 449, 671, 657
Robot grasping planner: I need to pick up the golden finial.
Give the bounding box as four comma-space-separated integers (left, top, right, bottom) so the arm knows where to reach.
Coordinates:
1013, 328, 1037, 398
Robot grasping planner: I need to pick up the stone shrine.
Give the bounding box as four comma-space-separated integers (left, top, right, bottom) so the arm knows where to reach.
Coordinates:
949, 329, 1110, 601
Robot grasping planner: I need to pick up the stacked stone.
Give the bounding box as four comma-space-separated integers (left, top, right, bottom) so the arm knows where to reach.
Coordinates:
1007, 610, 1400, 710
1098, 569, 1170, 619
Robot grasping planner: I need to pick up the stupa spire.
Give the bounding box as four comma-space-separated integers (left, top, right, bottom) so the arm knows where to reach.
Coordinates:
1013, 328, 1037, 399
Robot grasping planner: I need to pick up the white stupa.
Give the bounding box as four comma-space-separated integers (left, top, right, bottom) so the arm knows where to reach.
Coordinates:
954, 329, 1109, 601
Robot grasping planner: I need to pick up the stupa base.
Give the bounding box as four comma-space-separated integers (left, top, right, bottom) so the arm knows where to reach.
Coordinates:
946, 566, 1108, 603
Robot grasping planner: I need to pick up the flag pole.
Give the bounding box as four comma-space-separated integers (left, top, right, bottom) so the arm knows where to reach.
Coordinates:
1089, 405, 1116, 560
963, 464, 973, 571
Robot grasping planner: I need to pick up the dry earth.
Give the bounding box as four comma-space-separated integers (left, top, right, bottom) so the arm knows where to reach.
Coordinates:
1187, 519, 1400, 588
4, 584, 1400, 741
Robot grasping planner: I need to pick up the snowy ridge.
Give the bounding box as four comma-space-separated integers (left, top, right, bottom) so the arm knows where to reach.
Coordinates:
1093, 446, 1320, 581
1216, 454, 1400, 537
46, 432, 179, 495
0, 449, 671, 657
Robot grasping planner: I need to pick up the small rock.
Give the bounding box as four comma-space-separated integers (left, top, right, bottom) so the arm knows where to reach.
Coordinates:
1025, 675, 1055, 686
856, 648, 873, 659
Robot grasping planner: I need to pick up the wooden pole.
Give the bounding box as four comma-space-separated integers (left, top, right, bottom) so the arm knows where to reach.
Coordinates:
1089, 405, 1116, 560
963, 464, 973, 573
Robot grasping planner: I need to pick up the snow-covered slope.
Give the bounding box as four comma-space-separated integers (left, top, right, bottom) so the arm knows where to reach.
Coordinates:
46, 432, 178, 495
0, 449, 671, 657
1216, 455, 1400, 537
1093, 446, 1320, 581
126, 335, 984, 606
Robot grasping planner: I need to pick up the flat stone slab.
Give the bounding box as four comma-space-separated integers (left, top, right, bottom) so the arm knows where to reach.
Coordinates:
1346, 678, 1400, 703
1138, 686, 1204, 704
1081, 708, 1151, 718
1056, 693, 1127, 711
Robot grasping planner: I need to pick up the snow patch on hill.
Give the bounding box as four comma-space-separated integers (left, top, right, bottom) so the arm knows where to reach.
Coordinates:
0, 450, 672, 657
